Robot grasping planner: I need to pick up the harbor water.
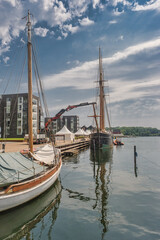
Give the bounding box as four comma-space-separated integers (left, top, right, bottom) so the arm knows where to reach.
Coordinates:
0, 137, 160, 240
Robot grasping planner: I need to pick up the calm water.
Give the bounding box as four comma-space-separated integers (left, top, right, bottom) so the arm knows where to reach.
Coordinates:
0, 137, 160, 240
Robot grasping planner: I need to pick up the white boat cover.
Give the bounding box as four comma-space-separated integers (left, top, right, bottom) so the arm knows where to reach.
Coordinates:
30, 144, 61, 165
0, 152, 46, 188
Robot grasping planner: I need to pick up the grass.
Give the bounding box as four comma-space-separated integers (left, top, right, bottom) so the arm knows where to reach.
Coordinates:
0, 138, 24, 141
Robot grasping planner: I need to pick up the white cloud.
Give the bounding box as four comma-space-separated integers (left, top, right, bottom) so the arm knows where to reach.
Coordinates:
68, 0, 89, 16
133, 0, 160, 12
113, 8, 124, 15
93, 0, 100, 9
42, 36, 160, 110
5, 0, 18, 7
109, 20, 117, 24
110, 0, 131, 7
63, 24, 80, 34
79, 17, 94, 26
0, 46, 10, 56
118, 35, 124, 40
34, 27, 49, 37
3, 56, 10, 64
106, 37, 160, 64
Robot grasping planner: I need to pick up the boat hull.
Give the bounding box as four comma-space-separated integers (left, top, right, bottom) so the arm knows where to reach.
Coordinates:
0, 159, 62, 212
90, 132, 112, 149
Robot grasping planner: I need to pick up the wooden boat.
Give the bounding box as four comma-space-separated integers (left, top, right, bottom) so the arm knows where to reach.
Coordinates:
90, 48, 112, 149
0, 179, 61, 240
0, 11, 62, 212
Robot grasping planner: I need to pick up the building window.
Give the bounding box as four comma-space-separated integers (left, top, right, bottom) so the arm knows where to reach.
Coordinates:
18, 97, 23, 104
17, 120, 21, 127
18, 113, 21, 118
6, 120, 10, 127
17, 128, 22, 135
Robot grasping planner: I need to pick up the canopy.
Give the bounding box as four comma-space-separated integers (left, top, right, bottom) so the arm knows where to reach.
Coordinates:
75, 128, 85, 136
0, 152, 46, 188
55, 125, 75, 141
86, 130, 91, 135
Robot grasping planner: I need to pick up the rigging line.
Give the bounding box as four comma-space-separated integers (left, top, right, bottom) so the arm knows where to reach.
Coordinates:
9, 48, 27, 133
31, 30, 49, 116
1, 33, 27, 94
104, 97, 112, 133
33, 60, 43, 116
32, 45, 49, 118
32, 41, 55, 146
0, 30, 26, 93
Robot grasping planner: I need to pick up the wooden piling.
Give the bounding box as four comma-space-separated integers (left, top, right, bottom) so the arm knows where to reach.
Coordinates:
134, 145, 137, 177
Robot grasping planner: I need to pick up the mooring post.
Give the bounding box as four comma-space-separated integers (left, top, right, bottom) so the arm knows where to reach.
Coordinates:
134, 145, 137, 177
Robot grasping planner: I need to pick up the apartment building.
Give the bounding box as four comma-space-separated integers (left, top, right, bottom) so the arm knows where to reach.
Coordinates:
0, 93, 43, 138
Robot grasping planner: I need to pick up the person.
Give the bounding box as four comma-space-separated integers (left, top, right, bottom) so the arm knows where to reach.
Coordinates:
2, 142, 6, 153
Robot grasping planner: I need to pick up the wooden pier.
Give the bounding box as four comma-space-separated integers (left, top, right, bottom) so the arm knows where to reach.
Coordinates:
56, 140, 90, 157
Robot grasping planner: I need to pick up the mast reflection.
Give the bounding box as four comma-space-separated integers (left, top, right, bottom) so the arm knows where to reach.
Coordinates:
0, 179, 62, 240
90, 148, 113, 239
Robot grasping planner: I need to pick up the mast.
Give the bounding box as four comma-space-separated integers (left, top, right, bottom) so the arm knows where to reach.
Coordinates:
99, 47, 105, 131
27, 10, 33, 153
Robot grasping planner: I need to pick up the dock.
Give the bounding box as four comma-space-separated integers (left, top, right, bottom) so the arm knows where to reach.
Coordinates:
56, 140, 90, 157
0, 139, 90, 157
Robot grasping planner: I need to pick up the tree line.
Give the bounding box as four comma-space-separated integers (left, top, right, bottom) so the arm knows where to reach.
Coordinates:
110, 127, 160, 136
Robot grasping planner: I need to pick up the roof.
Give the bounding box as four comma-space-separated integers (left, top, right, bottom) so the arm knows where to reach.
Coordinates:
55, 125, 74, 135
75, 128, 85, 135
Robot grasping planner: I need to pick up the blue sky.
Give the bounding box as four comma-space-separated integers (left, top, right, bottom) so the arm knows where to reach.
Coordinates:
0, 0, 160, 128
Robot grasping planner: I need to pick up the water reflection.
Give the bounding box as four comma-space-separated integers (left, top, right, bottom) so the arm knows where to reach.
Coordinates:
90, 148, 113, 239
0, 179, 62, 240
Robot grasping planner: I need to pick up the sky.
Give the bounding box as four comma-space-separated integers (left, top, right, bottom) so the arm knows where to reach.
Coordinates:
0, 0, 160, 129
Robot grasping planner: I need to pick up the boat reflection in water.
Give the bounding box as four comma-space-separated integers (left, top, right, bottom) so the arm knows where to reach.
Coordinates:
90, 148, 113, 239
0, 179, 61, 240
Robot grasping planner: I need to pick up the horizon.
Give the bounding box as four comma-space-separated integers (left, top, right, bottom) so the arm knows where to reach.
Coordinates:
0, 1, 160, 129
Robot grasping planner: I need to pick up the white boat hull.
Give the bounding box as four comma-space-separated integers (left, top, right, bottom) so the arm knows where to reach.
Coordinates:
0, 161, 62, 212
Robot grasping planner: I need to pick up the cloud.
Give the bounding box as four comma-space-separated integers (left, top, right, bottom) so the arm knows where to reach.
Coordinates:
3, 56, 10, 64
109, 20, 117, 24
105, 37, 160, 64
133, 0, 160, 12
113, 8, 124, 15
42, 36, 160, 113
79, 17, 94, 26
0, 45, 10, 56
34, 27, 49, 37
110, 0, 131, 7
118, 35, 124, 40
63, 24, 80, 34
93, 0, 101, 9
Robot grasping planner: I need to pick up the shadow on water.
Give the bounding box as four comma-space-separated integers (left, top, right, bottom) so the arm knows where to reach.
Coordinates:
90, 148, 113, 240
0, 179, 62, 240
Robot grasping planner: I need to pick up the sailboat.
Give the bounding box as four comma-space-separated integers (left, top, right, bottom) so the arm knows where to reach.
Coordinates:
90, 48, 113, 149
0, 11, 62, 212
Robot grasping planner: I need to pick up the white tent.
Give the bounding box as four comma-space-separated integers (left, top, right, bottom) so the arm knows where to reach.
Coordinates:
85, 130, 91, 135
55, 125, 75, 142
75, 128, 86, 136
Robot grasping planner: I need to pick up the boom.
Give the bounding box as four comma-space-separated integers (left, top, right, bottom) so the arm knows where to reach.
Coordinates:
45, 102, 96, 130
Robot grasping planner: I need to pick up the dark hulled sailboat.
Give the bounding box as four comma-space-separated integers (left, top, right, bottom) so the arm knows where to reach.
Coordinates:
90, 48, 112, 149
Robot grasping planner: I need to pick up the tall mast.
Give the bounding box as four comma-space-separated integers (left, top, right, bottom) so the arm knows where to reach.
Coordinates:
27, 10, 33, 153
99, 47, 105, 131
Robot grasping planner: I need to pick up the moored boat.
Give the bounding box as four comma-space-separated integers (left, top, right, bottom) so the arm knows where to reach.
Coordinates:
0, 11, 62, 212
90, 48, 112, 149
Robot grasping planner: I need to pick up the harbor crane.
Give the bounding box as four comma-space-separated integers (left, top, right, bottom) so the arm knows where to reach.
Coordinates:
45, 102, 96, 131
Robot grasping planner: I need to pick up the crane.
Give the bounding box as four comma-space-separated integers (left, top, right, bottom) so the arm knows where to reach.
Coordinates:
45, 102, 96, 131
